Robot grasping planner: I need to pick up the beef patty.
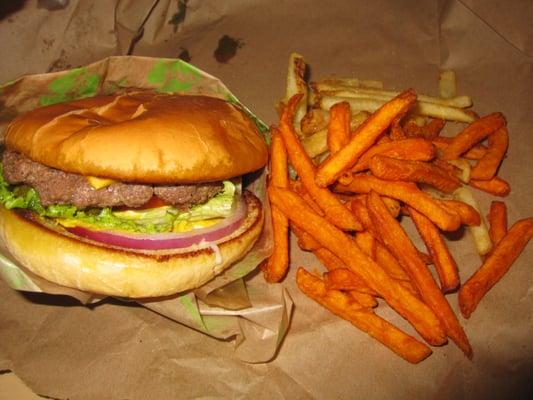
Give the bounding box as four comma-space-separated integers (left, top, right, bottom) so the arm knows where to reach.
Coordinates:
2, 150, 223, 209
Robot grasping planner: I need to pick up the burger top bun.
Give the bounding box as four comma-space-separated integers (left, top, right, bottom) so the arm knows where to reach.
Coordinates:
5, 92, 268, 184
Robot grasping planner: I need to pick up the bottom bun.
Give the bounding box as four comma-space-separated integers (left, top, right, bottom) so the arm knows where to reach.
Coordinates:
0, 191, 264, 298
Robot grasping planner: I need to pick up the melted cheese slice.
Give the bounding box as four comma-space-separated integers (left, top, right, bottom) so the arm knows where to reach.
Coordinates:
86, 176, 117, 189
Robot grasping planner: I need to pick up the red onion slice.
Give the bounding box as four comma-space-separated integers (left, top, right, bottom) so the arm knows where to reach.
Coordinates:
67, 199, 246, 250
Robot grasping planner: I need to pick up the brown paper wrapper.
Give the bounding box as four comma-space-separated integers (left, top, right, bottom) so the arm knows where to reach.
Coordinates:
1, 0, 532, 399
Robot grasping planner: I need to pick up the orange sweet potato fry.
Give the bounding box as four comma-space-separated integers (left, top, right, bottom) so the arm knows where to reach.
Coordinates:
369, 155, 461, 193
315, 90, 417, 186
324, 268, 378, 295
389, 115, 406, 140
441, 112, 506, 160
354, 230, 377, 260
459, 218, 533, 318
262, 128, 290, 283
403, 118, 446, 139
336, 174, 461, 231
488, 201, 508, 246
327, 101, 351, 154
437, 199, 481, 226
432, 137, 487, 160
297, 268, 432, 364
409, 207, 460, 293
469, 176, 511, 197
367, 191, 472, 357
470, 127, 509, 180
279, 95, 362, 230
352, 137, 436, 173
269, 185, 446, 346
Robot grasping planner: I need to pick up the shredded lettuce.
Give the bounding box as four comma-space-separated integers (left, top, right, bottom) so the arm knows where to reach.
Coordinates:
0, 164, 238, 234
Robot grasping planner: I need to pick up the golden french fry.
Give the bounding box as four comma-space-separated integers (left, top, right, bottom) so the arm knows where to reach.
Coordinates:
366, 191, 472, 358
453, 187, 492, 255
439, 70, 457, 99
301, 128, 328, 158
409, 207, 460, 293
336, 174, 461, 231
316, 90, 417, 187
327, 102, 351, 154
269, 186, 446, 346
459, 218, 533, 318
488, 201, 508, 247
369, 156, 461, 193
279, 95, 362, 231
441, 113, 506, 160
297, 268, 432, 364
470, 127, 509, 180
284, 53, 308, 136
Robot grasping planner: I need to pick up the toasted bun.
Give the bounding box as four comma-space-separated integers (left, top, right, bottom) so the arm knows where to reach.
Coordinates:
5, 92, 268, 184
0, 192, 264, 298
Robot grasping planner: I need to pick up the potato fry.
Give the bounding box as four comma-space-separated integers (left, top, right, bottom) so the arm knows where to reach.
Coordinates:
301, 128, 328, 158
366, 191, 472, 357
453, 187, 492, 255
439, 70, 457, 99
327, 101, 351, 154
269, 186, 446, 345
316, 90, 417, 187
469, 176, 511, 197
458, 218, 533, 318
441, 113, 506, 160
296, 268, 432, 364
369, 156, 461, 193
470, 127, 509, 180
488, 201, 507, 247
352, 137, 436, 173
336, 174, 461, 231
279, 95, 362, 231
301, 108, 329, 135
262, 129, 290, 283
284, 53, 308, 136
409, 207, 460, 293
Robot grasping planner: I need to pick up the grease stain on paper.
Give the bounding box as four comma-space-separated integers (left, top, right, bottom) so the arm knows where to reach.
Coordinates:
214, 35, 243, 64
168, 0, 188, 33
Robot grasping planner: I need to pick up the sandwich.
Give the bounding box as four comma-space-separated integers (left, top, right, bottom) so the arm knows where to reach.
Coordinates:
0, 92, 268, 298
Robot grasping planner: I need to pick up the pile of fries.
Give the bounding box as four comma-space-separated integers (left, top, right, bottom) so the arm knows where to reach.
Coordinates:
261, 53, 533, 363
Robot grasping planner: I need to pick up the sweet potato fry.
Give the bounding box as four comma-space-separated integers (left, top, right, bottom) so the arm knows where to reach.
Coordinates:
403, 118, 445, 139
279, 95, 362, 231
438, 199, 481, 226
352, 137, 436, 173
459, 218, 533, 318
488, 201, 507, 247
315, 90, 417, 187
292, 224, 321, 251
327, 101, 351, 154
324, 268, 378, 295
432, 137, 487, 160
389, 116, 406, 140
269, 186, 446, 346
354, 230, 377, 260
440, 112, 506, 160
336, 174, 461, 231
470, 127, 509, 180
262, 128, 290, 283
369, 156, 461, 193
366, 191, 472, 357
469, 176, 511, 197
297, 268, 432, 364
409, 207, 460, 293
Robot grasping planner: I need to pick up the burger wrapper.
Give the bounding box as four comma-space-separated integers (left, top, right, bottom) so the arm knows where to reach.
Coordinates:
1, 1, 533, 399
0, 55, 293, 363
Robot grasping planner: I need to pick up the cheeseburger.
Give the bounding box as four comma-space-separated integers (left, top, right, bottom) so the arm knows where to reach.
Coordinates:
0, 92, 268, 297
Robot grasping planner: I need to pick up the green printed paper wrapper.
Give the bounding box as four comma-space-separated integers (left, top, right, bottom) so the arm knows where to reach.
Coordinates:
0, 56, 292, 363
